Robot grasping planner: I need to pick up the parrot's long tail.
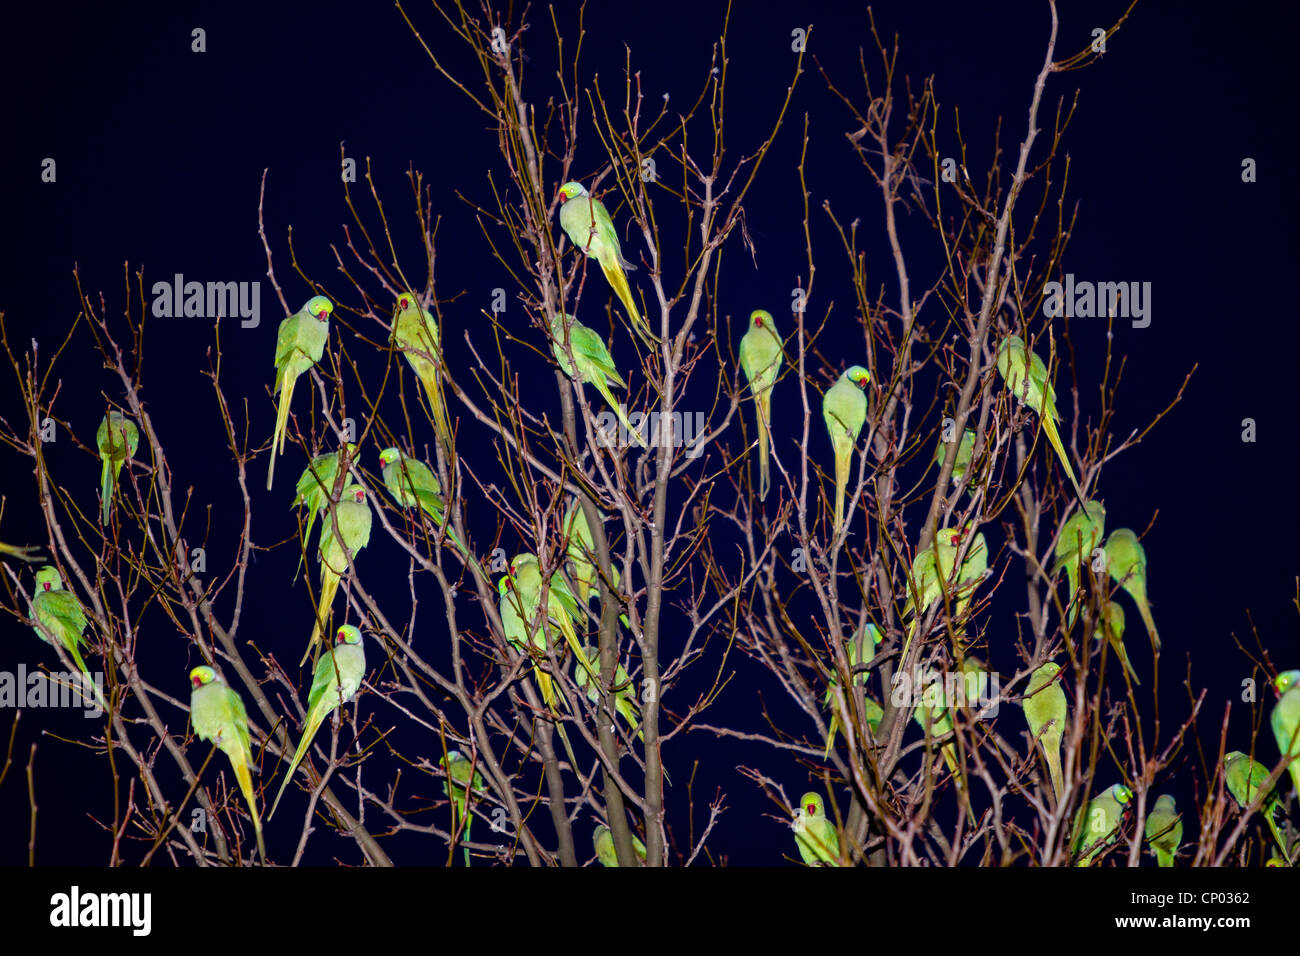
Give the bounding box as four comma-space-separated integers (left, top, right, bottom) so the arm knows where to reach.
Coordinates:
232, 757, 266, 862
756, 390, 772, 501
1112, 636, 1141, 685
66, 637, 90, 678
1046, 751, 1064, 804
599, 257, 653, 344
1039, 414, 1088, 511
555, 721, 580, 773
940, 743, 979, 825
591, 379, 646, 448
462, 812, 472, 868
267, 378, 295, 491
100, 458, 112, 526
1264, 801, 1290, 857
833, 449, 849, 536
303, 569, 339, 666
824, 714, 839, 760
268, 721, 316, 821
1136, 599, 1160, 651
415, 363, 455, 454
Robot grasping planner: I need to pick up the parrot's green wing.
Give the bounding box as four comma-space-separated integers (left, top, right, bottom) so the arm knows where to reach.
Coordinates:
739, 310, 783, 500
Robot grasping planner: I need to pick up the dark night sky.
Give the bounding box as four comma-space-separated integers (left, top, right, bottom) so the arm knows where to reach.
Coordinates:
0, 1, 1296, 865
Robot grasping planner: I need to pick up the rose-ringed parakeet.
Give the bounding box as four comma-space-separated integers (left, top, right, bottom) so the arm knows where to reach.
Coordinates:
29, 565, 91, 675
1095, 600, 1140, 685
557, 181, 651, 344
995, 334, 1087, 509
1272, 670, 1300, 800
793, 791, 840, 866
1022, 661, 1067, 803
1052, 500, 1106, 626
291, 444, 356, 583
508, 553, 593, 679
378, 447, 469, 559
899, 526, 986, 665
303, 483, 371, 665
548, 312, 645, 448
189, 665, 265, 861
1072, 783, 1133, 866
269, 624, 365, 819
1144, 794, 1182, 867
821, 366, 870, 536
935, 425, 977, 489
1224, 749, 1289, 856
823, 623, 881, 757
593, 823, 647, 866
96, 410, 139, 526
574, 644, 642, 740
392, 291, 453, 451
267, 295, 333, 491
912, 662, 981, 824
442, 749, 484, 866
1103, 528, 1159, 651
739, 310, 783, 500
561, 499, 632, 631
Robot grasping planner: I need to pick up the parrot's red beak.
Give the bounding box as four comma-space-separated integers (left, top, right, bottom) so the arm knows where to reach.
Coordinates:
42, 582, 51, 591
191, 676, 201, 689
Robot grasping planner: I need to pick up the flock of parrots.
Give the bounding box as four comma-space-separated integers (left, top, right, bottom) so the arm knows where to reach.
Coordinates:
12, 179, 1300, 865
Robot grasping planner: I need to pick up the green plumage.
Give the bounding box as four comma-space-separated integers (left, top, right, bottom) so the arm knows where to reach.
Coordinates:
594, 823, 646, 866
270, 624, 365, 819
823, 623, 881, 757
29, 566, 91, 675
1022, 661, 1067, 803
1272, 671, 1300, 801
1104, 528, 1160, 651
393, 292, 453, 450
190, 665, 265, 861
548, 312, 645, 447
821, 366, 869, 536
267, 295, 333, 491
935, 426, 977, 486
378, 447, 469, 558
291, 445, 356, 582
739, 310, 783, 500
793, 791, 840, 866
96, 410, 139, 526
557, 182, 651, 343
574, 644, 642, 740
1095, 600, 1140, 684
1072, 783, 1133, 866
442, 749, 484, 866
304, 483, 371, 664
1052, 500, 1106, 626
1144, 794, 1182, 867
1224, 749, 1289, 856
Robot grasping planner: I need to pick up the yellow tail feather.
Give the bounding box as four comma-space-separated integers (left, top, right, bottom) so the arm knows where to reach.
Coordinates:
232, 756, 266, 861
756, 391, 772, 500
599, 258, 653, 343
267, 377, 295, 491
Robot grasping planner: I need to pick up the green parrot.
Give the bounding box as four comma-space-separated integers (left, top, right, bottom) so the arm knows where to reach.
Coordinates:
574, 644, 642, 740
995, 334, 1086, 508
594, 823, 647, 867
1144, 794, 1182, 867
509, 553, 592, 678
29, 565, 91, 675
267, 295, 333, 491
290, 445, 356, 582
270, 624, 366, 819
1052, 499, 1106, 625
96, 410, 139, 526
563, 498, 599, 608
1, 541, 43, 563
912, 661, 982, 823
1072, 783, 1133, 866
1095, 600, 1140, 685
557, 181, 650, 343
899, 525, 985, 664
739, 309, 783, 500
548, 312, 645, 447
1224, 750, 1289, 855
392, 291, 453, 451
1103, 528, 1160, 651
935, 426, 977, 486
822, 366, 870, 536
1022, 661, 1067, 803
442, 749, 484, 866
793, 791, 840, 866
823, 623, 881, 757
304, 483, 372, 665
1272, 670, 1300, 800
378, 447, 469, 558
189, 665, 265, 861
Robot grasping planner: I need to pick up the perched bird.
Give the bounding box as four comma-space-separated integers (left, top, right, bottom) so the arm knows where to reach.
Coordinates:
1272, 670, 1300, 799
1144, 794, 1182, 867
1072, 783, 1133, 866
304, 483, 372, 664
556, 182, 650, 342
821, 365, 870, 536
508, 553, 590, 675
574, 644, 641, 740
934, 426, 976, 486
290, 445, 355, 582
738, 310, 783, 500
1224, 750, 1288, 855
899, 525, 985, 664
593, 823, 646, 866
29, 566, 90, 675
793, 791, 840, 866
548, 312, 644, 447
392, 291, 453, 451
995, 335, 1086, 508
270, 624, 366, 819
1022, 661, 1067, 802
1095, 600, 1140, 685
267, 295, 333, 491
189, 665, 265, 861
1103, 529, 1159, 651
823, 623, 881, 757
96, 410, 139, 526
442, 750, 484, 866
378, 447, 468, 558
1052, 500, 1106, 624
912, 660, 983, 823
